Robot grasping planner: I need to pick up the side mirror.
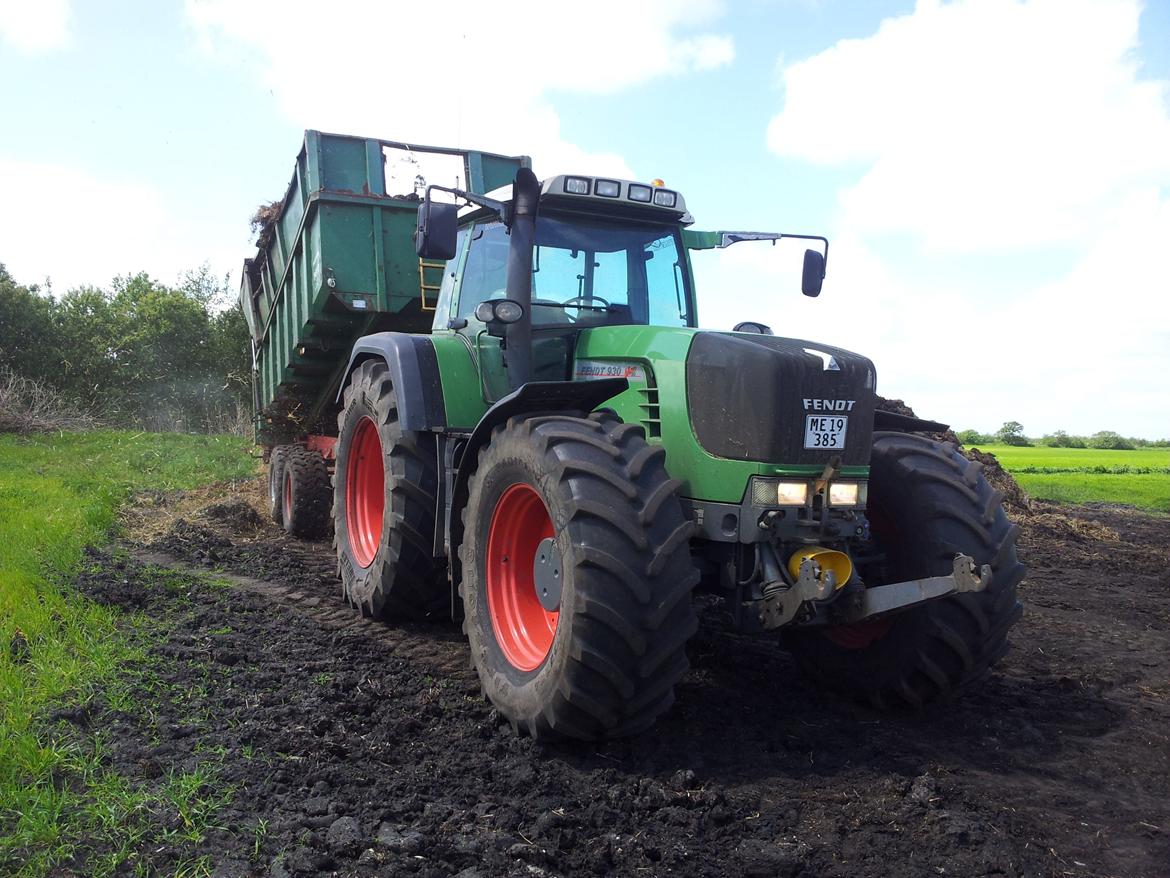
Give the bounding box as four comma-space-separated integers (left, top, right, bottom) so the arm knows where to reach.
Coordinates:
801, 248, 825, 297
415, 199, 458, 260
732, 321, 773, 335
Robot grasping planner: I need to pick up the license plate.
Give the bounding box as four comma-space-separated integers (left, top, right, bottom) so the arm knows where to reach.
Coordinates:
804, 415, 848, 450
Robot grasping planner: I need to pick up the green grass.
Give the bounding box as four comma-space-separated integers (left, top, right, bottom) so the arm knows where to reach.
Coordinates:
0, 430, 255, 876
974, 444, 1170, 511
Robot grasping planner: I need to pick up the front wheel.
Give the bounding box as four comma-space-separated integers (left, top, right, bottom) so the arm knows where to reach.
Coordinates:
785, 432, 1025, 708
333, 359, 445, 619
460, 412, 699, 740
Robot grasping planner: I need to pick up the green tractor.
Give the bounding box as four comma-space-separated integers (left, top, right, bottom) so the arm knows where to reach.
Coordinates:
323, 165, 1024, 740
241, 134, 1022, 739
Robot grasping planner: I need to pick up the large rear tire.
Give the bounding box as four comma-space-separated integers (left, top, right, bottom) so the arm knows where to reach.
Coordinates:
460, 412, 699, 740
333, 359, 445, 619
785, 432, 1024, 708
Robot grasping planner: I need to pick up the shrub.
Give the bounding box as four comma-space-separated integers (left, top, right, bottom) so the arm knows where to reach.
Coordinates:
0, 367, 96, 434
1087, 430, 1134, 451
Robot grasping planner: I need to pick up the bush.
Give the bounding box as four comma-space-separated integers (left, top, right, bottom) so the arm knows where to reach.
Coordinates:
1087, 430, 1135, 451
956, 429, 989, 445
0, 367, 96, 434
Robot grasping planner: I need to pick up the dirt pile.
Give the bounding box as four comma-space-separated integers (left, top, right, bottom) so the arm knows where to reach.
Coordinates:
874, 395, 1031, 515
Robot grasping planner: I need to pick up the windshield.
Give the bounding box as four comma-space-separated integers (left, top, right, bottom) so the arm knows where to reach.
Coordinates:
454, 214, 693, 329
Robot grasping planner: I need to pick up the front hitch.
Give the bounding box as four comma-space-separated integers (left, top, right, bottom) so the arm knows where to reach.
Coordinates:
741, 554, 990, 633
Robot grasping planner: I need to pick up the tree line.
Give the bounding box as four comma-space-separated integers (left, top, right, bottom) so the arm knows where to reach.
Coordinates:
0, 262, 251, 433
958, 421, 1168, 450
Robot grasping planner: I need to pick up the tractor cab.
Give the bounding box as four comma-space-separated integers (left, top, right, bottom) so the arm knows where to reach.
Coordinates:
424, 174, 700, 400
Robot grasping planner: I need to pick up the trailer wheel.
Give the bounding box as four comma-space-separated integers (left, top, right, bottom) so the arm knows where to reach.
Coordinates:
267, 446, 290, 525
333, 359, 445, 619
460, 412, 699, 740
281, 447, 331, 539
785, 432, 1024, 708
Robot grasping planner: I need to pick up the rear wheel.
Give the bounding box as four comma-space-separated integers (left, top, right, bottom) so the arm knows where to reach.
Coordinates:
460, 412, 699, 740
267, 446, 290, 525
785, 432, 1024, 708
281, 446, 331, 539
333, 359, 445, 619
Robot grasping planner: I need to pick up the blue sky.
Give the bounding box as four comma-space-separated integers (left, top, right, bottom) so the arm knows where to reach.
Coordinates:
1, 0, 1168, 437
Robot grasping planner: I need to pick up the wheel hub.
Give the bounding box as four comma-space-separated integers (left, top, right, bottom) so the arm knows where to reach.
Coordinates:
533, 537, 563, 612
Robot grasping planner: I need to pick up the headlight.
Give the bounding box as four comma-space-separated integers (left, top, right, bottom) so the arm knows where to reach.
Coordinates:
564, 176, 590, 195
595, 179, 620, 197
828, 481, 867, 507
628, 184, 652, 203
750, 477, 809, 507
494, 300, 524, 323
652, 189, 677, 207
777, 481, 809, 505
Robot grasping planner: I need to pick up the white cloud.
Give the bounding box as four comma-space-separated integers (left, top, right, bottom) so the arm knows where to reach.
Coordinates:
0, 0, 70, 53
185, 0, 734, 177
768, 0, 1170, 252
0, 159, 248, 294
755, 0, 1170, 436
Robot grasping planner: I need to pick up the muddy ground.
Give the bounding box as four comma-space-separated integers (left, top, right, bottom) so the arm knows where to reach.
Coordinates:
47, 478, 1170, 877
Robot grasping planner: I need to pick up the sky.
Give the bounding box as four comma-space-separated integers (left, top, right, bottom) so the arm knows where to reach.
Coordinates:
1, 0, 1168, 438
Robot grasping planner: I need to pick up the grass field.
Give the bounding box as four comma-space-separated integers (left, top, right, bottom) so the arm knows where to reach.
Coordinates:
974, 444, 1170, 511
0, 431, 255, 876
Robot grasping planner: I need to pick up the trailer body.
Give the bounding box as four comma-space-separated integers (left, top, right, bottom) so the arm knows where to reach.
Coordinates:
239, 130, 528, 445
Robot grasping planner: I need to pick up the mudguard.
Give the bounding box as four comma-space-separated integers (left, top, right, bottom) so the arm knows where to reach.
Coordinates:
336, 333, 445, 431
872, 410, 950, 434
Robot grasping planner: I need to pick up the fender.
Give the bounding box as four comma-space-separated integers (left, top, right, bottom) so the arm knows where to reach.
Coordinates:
336, 332, 445, 431
873, 410, 950, 435
445, 377, 628, 616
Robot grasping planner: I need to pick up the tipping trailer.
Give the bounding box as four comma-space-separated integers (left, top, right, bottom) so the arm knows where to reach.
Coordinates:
242, 131, 1023, 740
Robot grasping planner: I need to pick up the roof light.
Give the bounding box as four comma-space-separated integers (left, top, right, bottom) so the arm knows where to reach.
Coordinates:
652, 189, 677, 208
595, 179, 620, 198
564, 176, 590, 195
651, 178, 666, 187
628, 184, 652, 203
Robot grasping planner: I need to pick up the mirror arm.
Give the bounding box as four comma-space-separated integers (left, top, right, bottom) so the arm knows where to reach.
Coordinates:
423, 184, 507, 224
716, 232, 829, 271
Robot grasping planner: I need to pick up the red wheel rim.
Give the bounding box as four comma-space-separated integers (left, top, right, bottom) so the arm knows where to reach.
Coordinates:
486, 484, 558, 672
823, 617, 893, 649
346, 418, 384, 568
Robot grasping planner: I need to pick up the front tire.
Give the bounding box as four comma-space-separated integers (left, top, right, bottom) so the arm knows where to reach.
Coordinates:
333, 359, 445, 619
786, 432, 1025, 708
460, 412, 699, 740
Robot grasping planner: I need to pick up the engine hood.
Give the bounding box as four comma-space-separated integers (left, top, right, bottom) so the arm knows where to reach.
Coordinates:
685, 332, 877, 466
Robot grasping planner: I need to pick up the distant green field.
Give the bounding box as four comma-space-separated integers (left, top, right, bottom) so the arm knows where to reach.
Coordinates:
973, 444, 1170, 511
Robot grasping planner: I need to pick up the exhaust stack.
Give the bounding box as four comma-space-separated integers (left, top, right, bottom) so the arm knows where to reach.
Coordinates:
504, 167, 541, 390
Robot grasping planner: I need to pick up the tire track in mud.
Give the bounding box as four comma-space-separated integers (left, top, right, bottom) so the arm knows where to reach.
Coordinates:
129, 544, 476, 681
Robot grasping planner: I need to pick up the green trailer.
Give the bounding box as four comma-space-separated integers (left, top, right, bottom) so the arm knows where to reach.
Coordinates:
241, 132, 1023, 741
239, 130, 529, 446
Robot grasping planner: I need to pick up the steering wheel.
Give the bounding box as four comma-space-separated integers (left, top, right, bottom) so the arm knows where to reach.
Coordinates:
561, 294, 611, 309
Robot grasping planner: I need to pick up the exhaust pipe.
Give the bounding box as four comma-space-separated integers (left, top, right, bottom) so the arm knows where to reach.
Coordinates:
504, 167, 541, 390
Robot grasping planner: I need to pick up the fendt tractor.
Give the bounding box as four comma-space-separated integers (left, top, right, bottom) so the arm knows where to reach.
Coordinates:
240, 131, 1024, 740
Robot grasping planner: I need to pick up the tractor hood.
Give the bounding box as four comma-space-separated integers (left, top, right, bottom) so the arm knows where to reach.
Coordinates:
686, 332, 877, 466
